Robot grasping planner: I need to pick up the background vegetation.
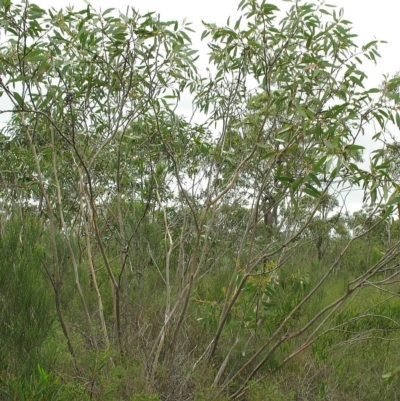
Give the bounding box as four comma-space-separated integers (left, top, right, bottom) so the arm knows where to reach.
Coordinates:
1, 0, 400, 399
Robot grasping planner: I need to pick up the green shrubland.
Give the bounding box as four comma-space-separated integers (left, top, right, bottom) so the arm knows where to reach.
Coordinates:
1, 0, 400, 399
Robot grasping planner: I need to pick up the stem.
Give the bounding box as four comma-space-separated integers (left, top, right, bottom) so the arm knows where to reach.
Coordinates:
78, 168, 110, 349
51, 126, 98, 352
25, 119, 79, 371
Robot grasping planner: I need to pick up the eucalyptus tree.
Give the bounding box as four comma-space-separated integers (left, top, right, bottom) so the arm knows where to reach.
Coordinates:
183, 0, 400, 397
0, 0, 201, 368
1, 0, 400, 399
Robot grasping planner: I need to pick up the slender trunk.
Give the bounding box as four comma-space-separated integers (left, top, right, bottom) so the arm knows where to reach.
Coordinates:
25, 121, 79, 370
79, 165, 121, 350
149, 181, 173, 376
116, 143, 128, 349
78, 168, 110, 348
51, 127, 98, 352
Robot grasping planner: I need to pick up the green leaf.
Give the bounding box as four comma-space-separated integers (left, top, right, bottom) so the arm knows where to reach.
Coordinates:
323, 140, 335, 151
8, 75, 30, 83
234, 16, 242, 30
277, 126, 292, 135
345, 144, 365, 151
382, 365, 400, 383
381, 205, 394, 220
262, 4, 279, 15
349, 76, 364, 87
102, 8, 115, 16
396, 113, 400, 130
386, 196, 400, 207
276, 176, 294, 184
292, 177, 303, 191
24, 48, 45, 61
320, 9, 331, 16
13, 92, 24, 107
386, 77, 400, 91
313, 155, 328, 173
307, 173, 321, 188
303, 183, 321, 198
295, 100, 308, 119
362, 40, 378, 50
365, 88, 380, 94
260, 150, 277, 160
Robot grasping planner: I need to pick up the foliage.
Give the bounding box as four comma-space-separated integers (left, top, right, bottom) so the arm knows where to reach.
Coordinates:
0, 214, 54, 376
0, 365, 61, 401
130, 393, 161, 401
1, 0, 400, 399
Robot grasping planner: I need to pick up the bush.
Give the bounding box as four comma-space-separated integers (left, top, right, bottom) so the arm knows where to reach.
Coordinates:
0, 214, 54, 376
